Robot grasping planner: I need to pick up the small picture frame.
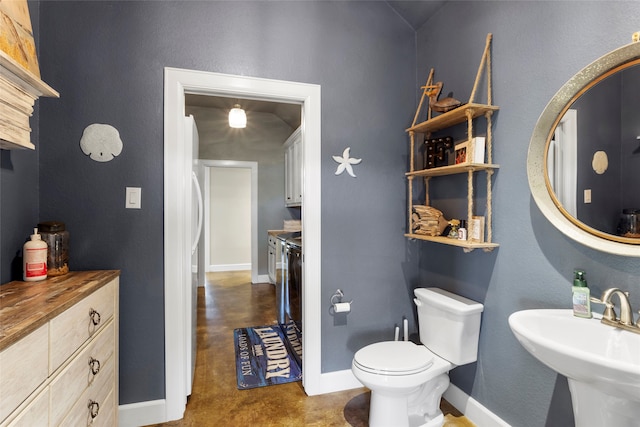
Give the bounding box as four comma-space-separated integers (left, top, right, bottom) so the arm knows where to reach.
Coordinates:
470, 216, 485, 243
455, 142, 468, 165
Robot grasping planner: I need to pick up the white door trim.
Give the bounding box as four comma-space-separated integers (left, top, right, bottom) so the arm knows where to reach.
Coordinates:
548, 109, 578, 217
202, 160, 258, 282
163, 68, 324, 422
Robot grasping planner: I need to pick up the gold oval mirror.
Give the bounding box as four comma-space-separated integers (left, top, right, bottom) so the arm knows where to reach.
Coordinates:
528, 40, 640, 256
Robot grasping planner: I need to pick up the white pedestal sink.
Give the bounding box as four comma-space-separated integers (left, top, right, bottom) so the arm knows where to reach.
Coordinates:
509, 309, 640, 427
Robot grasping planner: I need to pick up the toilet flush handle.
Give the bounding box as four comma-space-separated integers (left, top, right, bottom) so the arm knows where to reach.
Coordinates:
413, 298, 422, 307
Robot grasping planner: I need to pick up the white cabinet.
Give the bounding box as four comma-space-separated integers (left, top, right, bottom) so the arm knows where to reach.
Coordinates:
284, 126, 302, 207
0, 271, 119, 427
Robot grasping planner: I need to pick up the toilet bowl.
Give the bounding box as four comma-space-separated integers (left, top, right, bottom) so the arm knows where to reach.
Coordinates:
352, 341, 453, 427
352, 288, 483, 427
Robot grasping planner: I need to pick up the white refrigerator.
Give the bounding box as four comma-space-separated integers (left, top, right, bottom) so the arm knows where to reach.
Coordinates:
184, 115, 204, 396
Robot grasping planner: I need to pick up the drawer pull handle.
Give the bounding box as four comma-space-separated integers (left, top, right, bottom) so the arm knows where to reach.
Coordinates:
89, 357, 101, 375
88, 400, 100, 419
89, 308, 101, 326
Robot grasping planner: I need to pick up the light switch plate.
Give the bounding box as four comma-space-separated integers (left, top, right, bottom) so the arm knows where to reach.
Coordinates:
126, 187, 142, 209
584, 189, 591, 204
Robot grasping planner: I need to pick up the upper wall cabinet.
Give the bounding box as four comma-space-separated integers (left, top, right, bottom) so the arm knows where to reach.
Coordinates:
405, 34, 498, 252
284, 126, 302, 207
0, 1, 59, 150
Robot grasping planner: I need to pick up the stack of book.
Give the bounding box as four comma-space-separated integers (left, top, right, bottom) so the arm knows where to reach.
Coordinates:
0, 71, 36, 149
0, 1, 53, 149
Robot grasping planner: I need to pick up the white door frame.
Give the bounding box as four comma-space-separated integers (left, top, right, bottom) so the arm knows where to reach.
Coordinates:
202, 160, 259, 282
164, 68, 328, 422
548, 109, 577, 217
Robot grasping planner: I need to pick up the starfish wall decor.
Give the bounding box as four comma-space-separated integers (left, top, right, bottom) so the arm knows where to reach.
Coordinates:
333, 147, 362, 177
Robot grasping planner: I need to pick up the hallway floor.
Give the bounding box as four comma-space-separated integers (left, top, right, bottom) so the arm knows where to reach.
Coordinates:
147, 271, 473, 426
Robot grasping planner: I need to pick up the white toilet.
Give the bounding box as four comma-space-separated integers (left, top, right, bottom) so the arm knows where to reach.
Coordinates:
351, 287, 483, 427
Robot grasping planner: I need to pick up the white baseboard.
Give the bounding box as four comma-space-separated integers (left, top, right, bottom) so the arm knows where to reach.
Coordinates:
119, 399, 167, 427
314, 369, 364, 395
256, 273, 271, 284
207, 263, 251, 272
444, 384, 511, 427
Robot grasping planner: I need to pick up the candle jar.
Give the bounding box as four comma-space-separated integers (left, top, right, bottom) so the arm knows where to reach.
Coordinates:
617, 209, 640, 238
38, 221, 70, 276
447, 219, 460, 239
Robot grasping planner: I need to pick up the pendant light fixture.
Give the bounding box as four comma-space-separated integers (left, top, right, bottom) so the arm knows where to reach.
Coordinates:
228, 104, 247, 128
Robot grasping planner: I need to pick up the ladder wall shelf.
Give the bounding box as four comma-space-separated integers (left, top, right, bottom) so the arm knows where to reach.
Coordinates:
406, 33, 499, 252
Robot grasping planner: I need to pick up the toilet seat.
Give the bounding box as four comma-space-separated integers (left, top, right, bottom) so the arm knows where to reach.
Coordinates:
353, 341, 434, 376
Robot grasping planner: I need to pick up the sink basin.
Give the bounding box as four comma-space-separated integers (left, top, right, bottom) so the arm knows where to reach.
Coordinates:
509, 309, 640, 426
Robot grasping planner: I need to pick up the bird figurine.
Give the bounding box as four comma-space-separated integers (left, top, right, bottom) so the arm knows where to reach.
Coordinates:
423, 81, 464, 113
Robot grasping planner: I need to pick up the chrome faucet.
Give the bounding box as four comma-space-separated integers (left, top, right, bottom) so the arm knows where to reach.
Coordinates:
591, 288, 640, 334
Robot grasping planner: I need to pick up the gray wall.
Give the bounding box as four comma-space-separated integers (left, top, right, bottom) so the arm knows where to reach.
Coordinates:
2, 2, 640, 426
415, 2, 640, 426
30, 0, 417, 405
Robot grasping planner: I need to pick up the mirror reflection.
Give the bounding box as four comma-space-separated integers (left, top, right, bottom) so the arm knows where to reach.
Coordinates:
546, 62, 640, 241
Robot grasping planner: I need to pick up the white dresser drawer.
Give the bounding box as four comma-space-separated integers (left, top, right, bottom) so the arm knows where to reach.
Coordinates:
0, 271, 119, 427
58, 353, 114, 427
91, 389, 115, 427
49, 322, 115, 426
5, 387, 49, 427
0, 324, 49, 423
49, 280, 115, 373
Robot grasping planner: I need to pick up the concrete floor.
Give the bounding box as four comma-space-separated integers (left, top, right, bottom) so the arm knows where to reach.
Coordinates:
148, 271, 473, 426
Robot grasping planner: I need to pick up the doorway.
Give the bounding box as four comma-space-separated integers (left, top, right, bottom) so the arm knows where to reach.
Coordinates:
209, 167, 251, 271
202, 161, 258, 279
186, 95, 294, 285
163, 69, 324, 422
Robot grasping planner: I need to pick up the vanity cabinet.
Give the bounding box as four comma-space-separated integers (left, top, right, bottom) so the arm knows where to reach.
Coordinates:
284, 126, 302, 207
405, 34, 499, 252
0, 271, 119, 427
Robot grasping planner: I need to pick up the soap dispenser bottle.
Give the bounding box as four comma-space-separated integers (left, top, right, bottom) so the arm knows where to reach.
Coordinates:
23, 228, 48, 281
572, 269, 591, 318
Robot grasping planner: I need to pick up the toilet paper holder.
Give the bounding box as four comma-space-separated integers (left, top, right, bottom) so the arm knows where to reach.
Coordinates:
330, 289, 353, 313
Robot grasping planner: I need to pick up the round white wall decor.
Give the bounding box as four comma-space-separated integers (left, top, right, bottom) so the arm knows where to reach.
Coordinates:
80, 123, 123, 162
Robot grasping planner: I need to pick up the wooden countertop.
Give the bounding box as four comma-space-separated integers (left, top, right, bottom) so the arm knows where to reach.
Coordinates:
0, 270, 120, 351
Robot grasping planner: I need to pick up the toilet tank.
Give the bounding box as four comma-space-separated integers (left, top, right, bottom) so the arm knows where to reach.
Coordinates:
413, 287, 484, 365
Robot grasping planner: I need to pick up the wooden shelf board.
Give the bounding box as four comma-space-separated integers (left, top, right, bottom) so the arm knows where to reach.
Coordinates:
406, 163, 499, 178
404, 233, 499, 251
407, 103, 499, 134
0, 51, 59, 98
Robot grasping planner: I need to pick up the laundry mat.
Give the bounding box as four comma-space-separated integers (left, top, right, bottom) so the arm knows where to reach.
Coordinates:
233, 324, 302, 389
